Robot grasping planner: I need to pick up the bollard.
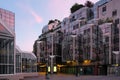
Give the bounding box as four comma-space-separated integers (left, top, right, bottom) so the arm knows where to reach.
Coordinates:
46, 73, 50, 79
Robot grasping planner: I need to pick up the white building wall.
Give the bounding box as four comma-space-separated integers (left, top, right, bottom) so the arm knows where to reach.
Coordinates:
99, 23, 112, 64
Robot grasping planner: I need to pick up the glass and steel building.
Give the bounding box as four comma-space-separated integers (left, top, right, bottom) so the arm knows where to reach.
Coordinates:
16, 46, 37, 73
0, 8, 15, 75
22, 52, 37, 72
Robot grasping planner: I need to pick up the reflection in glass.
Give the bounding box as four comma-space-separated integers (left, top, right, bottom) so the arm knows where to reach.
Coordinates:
0, 38, 14, 74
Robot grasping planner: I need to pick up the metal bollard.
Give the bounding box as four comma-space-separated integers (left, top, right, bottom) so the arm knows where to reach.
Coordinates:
46, 73, 50, 79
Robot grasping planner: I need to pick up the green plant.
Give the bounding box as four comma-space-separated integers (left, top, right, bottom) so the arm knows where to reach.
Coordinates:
85, 1, 94, 8
105, 17, 113, 23
70, 3, 84, 13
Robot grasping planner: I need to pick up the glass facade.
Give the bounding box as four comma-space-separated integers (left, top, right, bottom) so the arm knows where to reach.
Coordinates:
0, 38, 14, 74
22, 52, 37, 72
0, 8, 15, 75
16, 47, 37, 73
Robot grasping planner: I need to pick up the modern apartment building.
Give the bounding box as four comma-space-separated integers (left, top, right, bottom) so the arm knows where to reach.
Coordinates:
60, 6, 104, 75
0, 8, 15, 75
98, 0, 120, 75
34, 20, 62, 73
61, 6, 94, 61
34, 0, 120, 75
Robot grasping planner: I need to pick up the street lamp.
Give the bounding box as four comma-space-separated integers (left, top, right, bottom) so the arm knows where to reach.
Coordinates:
50, 32, 55, 74
49, 55, 55, 74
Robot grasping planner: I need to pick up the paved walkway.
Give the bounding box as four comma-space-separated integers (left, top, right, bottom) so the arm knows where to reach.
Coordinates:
24, 73, 120, 80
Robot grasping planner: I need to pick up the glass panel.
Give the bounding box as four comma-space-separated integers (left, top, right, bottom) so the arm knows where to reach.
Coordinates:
9, 65, 14, 74
0, 65, 7, 74
16, 53, 22, 73
0, 38, 14, 74
9, 40, 14, 64
0, 24, 10, 34
0, 39, 8, 64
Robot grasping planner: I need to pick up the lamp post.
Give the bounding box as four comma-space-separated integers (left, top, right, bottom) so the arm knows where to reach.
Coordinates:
113, 51, 119, 76
49, 32, 54, 74
49, 55, 55, 74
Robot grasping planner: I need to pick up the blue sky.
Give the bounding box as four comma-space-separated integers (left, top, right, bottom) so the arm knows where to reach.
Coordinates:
0, 0, 98, 52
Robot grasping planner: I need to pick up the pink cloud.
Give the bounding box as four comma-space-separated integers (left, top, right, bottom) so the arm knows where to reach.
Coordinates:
30, 10, 42, 23
17, 3, 43, 23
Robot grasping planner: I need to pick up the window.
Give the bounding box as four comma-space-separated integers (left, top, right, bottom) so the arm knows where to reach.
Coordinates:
52, 25, 54, 28
70, 16, 75, 22
115, 18, 119, 24
102, 6, 106, 12
63, 21, 66, 25
87, 28, 90, 32
84, 30, 87, 34
73, 24, 79, 30
114, 38, 119, 43
112, 10, 117, 16
105, 37, 109, 42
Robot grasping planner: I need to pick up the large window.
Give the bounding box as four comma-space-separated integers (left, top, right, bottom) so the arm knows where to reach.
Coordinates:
73, 24, 79, 30
22, 53, 37, 73
102, 6, 106, 12
112, 10, 117, 16
16, 53, 22, 73
102, 6, 107, 16
0, 38, 14, 74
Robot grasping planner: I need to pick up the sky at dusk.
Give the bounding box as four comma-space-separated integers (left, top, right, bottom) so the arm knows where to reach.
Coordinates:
0, 0, 99, 52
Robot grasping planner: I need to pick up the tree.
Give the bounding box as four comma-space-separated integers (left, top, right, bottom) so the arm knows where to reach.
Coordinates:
70, 3, 84, 13
48, 20, 54, 25
33, 40, 38, 56
85, 1, 94, 8
48, 19, 61, 25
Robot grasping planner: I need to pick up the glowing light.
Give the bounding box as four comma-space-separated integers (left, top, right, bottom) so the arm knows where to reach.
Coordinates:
48, 66, 50, 72
115, 64, 119, 66
66, 61, 71, 63
54, 66, 57, 72
83, 60, 91, 65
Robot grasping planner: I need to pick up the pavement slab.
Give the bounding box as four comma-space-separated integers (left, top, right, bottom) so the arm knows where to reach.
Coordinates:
24, 73, 120, 80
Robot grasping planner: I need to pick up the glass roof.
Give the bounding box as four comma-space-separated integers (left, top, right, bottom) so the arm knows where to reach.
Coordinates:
22, 52, 37, 60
